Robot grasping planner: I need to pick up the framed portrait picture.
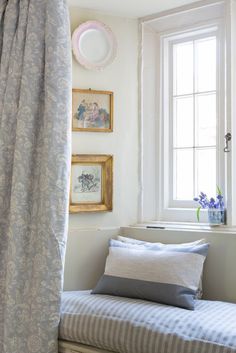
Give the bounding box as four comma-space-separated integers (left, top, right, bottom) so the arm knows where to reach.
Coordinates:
72, 89, 113, 132
70, 154, 113, 213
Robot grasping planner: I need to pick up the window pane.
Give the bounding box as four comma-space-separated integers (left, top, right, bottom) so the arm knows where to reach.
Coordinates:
195, 93, 216, 146
174, 149, 193, 200
195, 37, 216, 93
196, 148, 216, 198
173, 41, 193, 95
173, 96, 194, 148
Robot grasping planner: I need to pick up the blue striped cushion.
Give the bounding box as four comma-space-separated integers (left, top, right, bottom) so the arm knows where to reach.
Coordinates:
92, 239, 209, 310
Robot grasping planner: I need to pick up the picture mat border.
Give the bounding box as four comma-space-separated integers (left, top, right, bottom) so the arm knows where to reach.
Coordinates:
69, 154, 113, 213
71, 163, 102, 204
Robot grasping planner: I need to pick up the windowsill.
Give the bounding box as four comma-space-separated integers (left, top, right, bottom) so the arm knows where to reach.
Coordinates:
128, 221, 236, 234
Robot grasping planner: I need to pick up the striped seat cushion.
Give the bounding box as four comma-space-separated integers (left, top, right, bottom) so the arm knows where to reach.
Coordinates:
60, 291, 236, 353
92, 239, 209, 310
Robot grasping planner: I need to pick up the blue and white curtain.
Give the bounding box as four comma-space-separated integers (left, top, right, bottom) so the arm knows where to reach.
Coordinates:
0, 1, 71, 352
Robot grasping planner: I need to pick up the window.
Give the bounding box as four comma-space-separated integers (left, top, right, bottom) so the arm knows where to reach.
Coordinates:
171, 35, 217, 204
140, 1, 235, 224
139, 1, 236, 226
161, 27, 223, 221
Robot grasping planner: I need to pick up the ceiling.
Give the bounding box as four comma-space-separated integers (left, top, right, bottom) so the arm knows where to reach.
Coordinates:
68, 0, 197, 19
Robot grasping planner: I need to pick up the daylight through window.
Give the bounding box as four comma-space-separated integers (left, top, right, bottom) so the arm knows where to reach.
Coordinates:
171, 35, 217, 202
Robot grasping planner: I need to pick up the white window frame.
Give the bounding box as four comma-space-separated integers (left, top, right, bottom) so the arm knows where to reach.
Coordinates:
139, 0, 236, 226
159, 22, 225, 223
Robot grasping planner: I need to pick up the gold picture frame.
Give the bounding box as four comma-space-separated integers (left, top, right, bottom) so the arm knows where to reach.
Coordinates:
72, 89, 113, 132
70, 154, 113, 213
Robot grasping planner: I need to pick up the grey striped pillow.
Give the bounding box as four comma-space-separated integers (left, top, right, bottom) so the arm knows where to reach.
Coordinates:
92, 239, 209, 310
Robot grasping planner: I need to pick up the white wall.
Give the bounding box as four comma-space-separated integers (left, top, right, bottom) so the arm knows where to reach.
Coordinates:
69, 7, 139, 229
140, 26, 159, 221
64, 228, 119, 290
64, 8, 139, 290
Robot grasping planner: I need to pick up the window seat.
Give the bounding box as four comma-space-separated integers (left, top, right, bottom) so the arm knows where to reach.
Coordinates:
59, 291, 236, 353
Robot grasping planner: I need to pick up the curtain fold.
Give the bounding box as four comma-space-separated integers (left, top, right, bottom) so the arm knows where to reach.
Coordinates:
0, 1, 72, 352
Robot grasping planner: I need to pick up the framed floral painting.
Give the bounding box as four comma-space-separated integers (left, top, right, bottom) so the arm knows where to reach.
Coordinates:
72, 89, 113, 132
70, 154, 113, 213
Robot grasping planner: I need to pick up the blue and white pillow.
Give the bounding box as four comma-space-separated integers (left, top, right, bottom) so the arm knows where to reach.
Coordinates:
92, 239, 209, 310
117, 236, 206, 298
117, 235, 206, 248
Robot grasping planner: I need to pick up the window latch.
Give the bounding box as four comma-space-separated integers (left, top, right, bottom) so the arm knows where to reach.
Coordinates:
224, 132, 231, 153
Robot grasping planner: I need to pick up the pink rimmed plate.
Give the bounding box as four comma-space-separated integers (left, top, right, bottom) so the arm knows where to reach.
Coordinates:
72, 21, 117, 71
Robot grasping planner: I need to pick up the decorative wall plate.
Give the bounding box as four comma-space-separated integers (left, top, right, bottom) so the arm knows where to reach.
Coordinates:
72, 21, 117, 71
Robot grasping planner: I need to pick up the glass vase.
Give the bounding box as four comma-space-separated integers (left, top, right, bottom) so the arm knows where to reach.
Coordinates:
208, 209, 225, 225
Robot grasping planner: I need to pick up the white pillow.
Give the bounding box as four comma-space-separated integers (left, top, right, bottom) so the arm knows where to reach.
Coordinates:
117, 235, 207, 298
117, 235, 206, 247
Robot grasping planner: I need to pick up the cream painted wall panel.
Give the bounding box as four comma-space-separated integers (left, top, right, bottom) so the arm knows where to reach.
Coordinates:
69, 8, 139, 229
64, 228, 119, 290
141, 28, 159, 222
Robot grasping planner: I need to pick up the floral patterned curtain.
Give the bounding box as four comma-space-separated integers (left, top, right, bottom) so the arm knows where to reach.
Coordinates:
0, 1, 71, 352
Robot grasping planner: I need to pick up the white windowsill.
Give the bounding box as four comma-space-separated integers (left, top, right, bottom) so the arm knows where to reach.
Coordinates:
128, 221, 236, 234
